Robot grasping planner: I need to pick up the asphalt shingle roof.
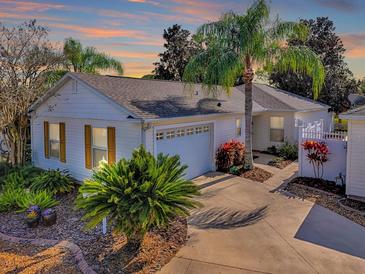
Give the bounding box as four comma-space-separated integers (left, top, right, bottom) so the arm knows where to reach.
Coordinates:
341, 105, 365, 117
70, 73, 328, 119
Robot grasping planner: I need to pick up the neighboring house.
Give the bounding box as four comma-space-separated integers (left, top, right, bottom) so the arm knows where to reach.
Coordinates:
340, 106, 365, 201
236, 85, 332, 151
29, 73, 331, 180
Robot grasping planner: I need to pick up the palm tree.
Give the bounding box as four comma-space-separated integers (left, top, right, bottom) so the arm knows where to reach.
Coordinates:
63, 38, 123, 74
183, 0, 325, 170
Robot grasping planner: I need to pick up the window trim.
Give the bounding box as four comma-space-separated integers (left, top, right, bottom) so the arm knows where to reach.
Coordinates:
91, 127, 108, 168
270, 116, 285, 142
49, 123, 60, 160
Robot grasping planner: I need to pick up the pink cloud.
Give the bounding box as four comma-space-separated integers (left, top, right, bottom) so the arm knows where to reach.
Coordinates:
341, 33, 365, 58
0, 11, 66, 22
0, 0, 65, 12
49, 23, 147, 39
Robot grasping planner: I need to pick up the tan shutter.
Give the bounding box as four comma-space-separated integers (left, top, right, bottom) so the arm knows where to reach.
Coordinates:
107, 127, 116, 164
44, 121, 49, 159
59, 122, 66, 163
84, 125, 92, 169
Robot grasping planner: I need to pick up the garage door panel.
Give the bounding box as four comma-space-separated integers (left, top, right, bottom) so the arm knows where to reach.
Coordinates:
156, 124, 213, 179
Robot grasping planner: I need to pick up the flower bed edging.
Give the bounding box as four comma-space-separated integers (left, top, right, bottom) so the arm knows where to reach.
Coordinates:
291, 183, 342, 199
338, 198, 365, 216
0, 231, 96, 274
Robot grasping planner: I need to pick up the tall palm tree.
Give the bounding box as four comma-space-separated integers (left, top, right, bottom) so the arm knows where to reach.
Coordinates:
183, 0, 325, 170
63, 38, 123, 74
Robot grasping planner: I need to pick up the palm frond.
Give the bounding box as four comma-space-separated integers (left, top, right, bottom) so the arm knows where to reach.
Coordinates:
274, 46, 325, 99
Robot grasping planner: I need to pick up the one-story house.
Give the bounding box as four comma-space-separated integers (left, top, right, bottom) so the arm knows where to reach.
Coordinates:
340, 106, 365, 201
29, 72, 331, 180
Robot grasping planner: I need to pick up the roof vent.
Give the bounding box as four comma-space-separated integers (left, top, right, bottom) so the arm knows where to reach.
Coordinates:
194, 90, 199, 96
217, 102, 222, 107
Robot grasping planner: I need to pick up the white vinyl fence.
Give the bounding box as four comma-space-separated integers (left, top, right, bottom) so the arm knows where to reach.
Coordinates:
298, 125, 347, 183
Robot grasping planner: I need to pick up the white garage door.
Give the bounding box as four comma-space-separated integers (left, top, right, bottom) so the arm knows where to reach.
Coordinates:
156, 124, 213, 179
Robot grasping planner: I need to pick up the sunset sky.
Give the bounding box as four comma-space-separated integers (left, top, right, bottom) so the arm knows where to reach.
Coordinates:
1, 0, 364, 79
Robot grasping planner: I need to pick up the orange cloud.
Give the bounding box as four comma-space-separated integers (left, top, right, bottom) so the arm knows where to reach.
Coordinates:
0, 0, 65, 12
49, 23, 146, 39
0, 11, 66, 22
341, 33, 365, 58
108, 50, 158, 59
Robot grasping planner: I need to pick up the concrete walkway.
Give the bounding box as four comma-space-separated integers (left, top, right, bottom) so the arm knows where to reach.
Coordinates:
159, 164, 365, 274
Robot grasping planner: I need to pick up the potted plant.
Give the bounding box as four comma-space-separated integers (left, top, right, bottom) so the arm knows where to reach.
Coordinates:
26, 210, 40, 228
41, 208, 57, 226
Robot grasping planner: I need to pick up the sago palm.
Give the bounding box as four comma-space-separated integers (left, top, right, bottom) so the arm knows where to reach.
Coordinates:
76, 145, 200, 249
64, 37, 123, 74
183, 0, 325, 170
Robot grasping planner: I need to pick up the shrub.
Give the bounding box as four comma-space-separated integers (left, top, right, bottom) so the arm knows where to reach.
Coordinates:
302, 140, 329, 179
278, 141, 298, 160
216, 140, 245, 171
76, 145, 200, 249
0, 161, 11, 178
229, 166, 240, 175
266, 145, 278, 155
16, 190, 59, 212
0, 165, 43, 191
0, 187, 58, 213
30, 169, 73, 195
0, 187, 25, 212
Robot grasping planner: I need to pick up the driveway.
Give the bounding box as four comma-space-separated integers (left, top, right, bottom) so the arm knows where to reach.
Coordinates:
159, 166, 365, 274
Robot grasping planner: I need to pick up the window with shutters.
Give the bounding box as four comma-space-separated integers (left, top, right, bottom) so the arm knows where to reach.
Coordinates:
49, 123, 60, 159
270, 117, 284, 142
92, 128, 108, 167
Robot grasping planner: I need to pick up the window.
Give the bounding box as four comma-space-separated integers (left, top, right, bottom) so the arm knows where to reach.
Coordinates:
49, 123, 60, 158
166, 131, 175, 139
270, 117, 284, 142
176, 129, 185, 137
195, 127, 203, 134
203, 125, 209, 132
236, 119, 242, 136
156, 132, 164, 140
187, 128, 194, 135
92, 128, 107, 168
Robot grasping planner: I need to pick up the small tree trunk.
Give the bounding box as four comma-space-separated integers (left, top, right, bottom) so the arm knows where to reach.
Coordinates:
126, 232, 144, 252
243, 57, 254, 170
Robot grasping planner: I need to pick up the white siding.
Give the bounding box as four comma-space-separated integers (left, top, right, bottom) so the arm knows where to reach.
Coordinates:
34, 79, 130, 121
214, 116, 245, 152
346, 120, 365, 198
31, 116, 142, 181
295, 110, 333, 133
252, 112, 295, 151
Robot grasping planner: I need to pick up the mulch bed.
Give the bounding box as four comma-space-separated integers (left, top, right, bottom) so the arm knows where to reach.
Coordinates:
0, 239, 81, 274
340, 198, 365, 212
290, 177, 345, 196
0, 188, 188, 274
268, 159, 294, 169
240, 167, 273, 183
285, 179, 365, 227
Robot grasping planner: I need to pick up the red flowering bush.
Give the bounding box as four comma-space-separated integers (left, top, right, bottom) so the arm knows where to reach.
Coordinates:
216, 140, 245, 172
302, 140, 329, 179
